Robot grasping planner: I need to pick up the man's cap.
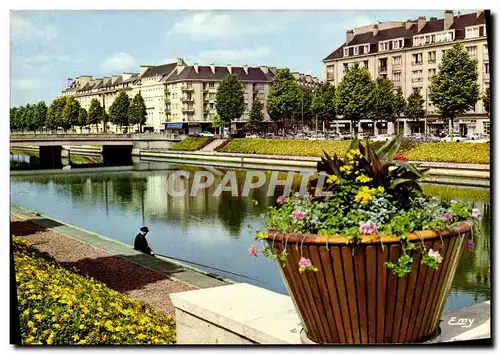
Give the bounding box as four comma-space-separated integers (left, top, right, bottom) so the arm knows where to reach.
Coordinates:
140, 226, 149, 232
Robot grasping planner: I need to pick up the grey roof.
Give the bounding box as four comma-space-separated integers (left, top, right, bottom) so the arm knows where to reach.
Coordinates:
165, 65, 275, 83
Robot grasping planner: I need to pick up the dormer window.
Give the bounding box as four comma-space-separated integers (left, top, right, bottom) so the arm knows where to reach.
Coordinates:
364, 44, 370, 54
344, 47, 349, 57
354, 46, 359, 55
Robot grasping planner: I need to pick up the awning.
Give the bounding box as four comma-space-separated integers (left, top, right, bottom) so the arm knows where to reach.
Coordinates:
166, 123, 184, 129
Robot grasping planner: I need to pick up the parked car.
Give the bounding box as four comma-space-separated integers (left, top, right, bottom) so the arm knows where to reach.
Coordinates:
440, 134, 466, 142
371, 134, 394, 142
245, 133, 259, 138
466, 134, 489, 143
357, 133, 372, 140
309, 133, 327, 140
338, 133, 352, 140
199, 131, 214, 137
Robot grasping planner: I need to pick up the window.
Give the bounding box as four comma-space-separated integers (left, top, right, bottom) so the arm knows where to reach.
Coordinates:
379, 41, 389, 51
483, 122, 490, 135
393, 72, 401, 82
484, 45, 489, 59
392, 56, 402, 67
209, 93, 216, 99
467, 46, 477, 57
364, 44, 370, 54
428, 68, 436, 78
428, 51, 436, 63
343, 63, 348, 72
442, 49, 447, 57
485, 63, 489, 74
412, 53, 423, 65
446, 31, 454, 41
344, 47, 349, 57
363, 60, 368, 69
209, 82, 214, 88
393, 39, 403, 49
354, 46, 359, 55
412, 70, 423, 82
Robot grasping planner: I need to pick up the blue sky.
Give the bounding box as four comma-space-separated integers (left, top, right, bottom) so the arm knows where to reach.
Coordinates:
11, 9, 457, 107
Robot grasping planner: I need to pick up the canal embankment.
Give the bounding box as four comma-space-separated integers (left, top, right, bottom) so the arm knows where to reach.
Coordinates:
10, 204, 229, 316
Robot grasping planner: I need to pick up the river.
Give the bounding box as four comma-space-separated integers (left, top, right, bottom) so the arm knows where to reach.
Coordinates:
10, 152, 491, 313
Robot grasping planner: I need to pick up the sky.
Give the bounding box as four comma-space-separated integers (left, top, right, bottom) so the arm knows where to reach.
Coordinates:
11, 9, 463, 107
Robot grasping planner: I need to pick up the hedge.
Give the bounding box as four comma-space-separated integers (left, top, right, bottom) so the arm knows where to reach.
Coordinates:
13, 236, 176, 345
169, 137, 213, 151
216, 139, 489, 164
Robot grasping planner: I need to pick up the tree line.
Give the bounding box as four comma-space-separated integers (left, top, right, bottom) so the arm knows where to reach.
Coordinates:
11, 92, 147, 133
213, 42, 489, 140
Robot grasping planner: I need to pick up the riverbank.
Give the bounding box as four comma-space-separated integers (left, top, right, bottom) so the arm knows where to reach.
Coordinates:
10, 205, 229, 315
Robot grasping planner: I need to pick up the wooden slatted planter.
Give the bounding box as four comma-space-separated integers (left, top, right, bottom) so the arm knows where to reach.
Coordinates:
266, 222, 470, 344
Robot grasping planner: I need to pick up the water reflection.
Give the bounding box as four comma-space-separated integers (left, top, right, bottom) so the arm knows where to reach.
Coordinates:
10, 161, 490, 312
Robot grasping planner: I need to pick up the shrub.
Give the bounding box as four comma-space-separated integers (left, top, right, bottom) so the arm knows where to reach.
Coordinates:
405, 142, 489, 164
14, 236, 176, 345
169, 137, 213, 151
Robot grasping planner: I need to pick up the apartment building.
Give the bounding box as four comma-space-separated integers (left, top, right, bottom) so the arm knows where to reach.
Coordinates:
322, 10, 489, 136
61, 59, 320, 134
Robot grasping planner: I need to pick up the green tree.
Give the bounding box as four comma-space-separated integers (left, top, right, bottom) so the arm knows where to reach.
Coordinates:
335, 63, 376, 135
266, 69, 303, 134
393, 86, 406, 134
311, 82, 336, 132
109, 92, 131, 130
46, 97, 67, 131
429, 42, 480, 141
215, 73, 245, 130
61, 97, 81, 132
404, 89, 425, 121
23, 104, 36, 131
88, 98, 104, 132
77, 107, 88, 131
10, 107, 19, 130
373, 77, 396, 122
247, 98, 265, 132
482, 87, 490, 115
129, 92, 147, 132
33, 101, 47, 131
212, 113, 224, 136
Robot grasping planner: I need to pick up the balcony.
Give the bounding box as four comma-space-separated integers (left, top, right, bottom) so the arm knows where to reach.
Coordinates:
428, 58, 436, 64
181, 96, 194, 102
182, 107, 195, 113
411, 77, 423, 83
378, 66, 387, 73
181, 85, 194, 92
326, 72, 335, 80
412, 61, 423, 66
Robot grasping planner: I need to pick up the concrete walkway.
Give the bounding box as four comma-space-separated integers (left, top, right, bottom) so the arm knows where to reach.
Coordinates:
10, 204, 229, 289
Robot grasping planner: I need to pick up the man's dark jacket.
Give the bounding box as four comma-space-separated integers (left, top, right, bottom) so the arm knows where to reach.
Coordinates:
134, 233, 153, 255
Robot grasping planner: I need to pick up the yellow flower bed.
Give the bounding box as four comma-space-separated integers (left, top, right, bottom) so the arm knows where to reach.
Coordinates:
13, 236, 176, 345
170, 137, 212, 151
216, 139, 490, 164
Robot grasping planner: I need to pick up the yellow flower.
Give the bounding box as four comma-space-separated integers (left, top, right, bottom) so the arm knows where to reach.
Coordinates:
355, 174, 373, 184
25, 336, 35, 344
354, 186, 374, 205
77, 339, 87, 345
136, 333, 147, 340
377, 186, 385, 193
47, 332, 55, 345
327, 174, 340, 185
72, 334, 80, 341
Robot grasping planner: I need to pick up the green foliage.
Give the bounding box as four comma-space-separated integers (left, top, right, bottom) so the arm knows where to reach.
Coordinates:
482, 87, 490, 114
393, 86, 406, 118
299, 87, 313, 121
372, 77, 396, 122
247, 99, 265, 131
88, 99, 104, 130
215, 73, 245, 126
266, 68, 303, 122
109, 92, 131, 127
429, 42, 480, 139
405, 142, 489, 164
77, 108, 88, 128
129, 92, 147, 131
13, 236, 176, 345
404, 89, 425, 120
46, 97, 68, 131
310, 82, 336, 122
335, 63, 376, 128
33, 101, 48, 130
212, 114, 224, 129
169, 137, 213, 151
61, 97, 81, 131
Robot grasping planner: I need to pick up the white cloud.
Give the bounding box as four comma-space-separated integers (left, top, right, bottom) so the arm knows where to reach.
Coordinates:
12, 78, 42, 90
100, 52, 137, 72
168, 12, 281, 38
10, 14, 58, 44
189, 47, 271, 65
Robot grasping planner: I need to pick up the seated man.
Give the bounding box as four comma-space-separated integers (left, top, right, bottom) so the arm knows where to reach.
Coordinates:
134, 226, 154, 256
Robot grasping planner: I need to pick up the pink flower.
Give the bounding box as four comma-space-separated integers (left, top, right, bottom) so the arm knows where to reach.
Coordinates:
428, 249, 443, 263
466, 239, 475, 250
298, 257, 312, 268
359, 221, 378, 235
441, 212, 452, 222
291, 210, 305, 220
248, 246, 257, 257
276, 195, 286, 205
472, 208, 482, 220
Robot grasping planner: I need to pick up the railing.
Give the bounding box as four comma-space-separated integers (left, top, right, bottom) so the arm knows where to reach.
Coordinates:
181, 96, 195, 102
392, 64, 401, 70
412, 77, 423, 83
412, 61, 423, 66
428, 58, 436, 64
181, 85, 194, 91
378, 66, 387, 73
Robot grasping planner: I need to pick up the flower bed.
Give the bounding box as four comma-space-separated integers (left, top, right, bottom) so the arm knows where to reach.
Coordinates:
169, 137, 213, 151
216, 138, 489, 164
14, 236, 176, 345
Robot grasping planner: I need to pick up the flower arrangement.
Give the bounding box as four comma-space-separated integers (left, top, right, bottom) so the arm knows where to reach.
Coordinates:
14, 236, 176, 345
249, 134, 482, 277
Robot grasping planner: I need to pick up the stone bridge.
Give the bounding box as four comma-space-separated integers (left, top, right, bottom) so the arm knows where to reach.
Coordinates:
10, 133, 184, 168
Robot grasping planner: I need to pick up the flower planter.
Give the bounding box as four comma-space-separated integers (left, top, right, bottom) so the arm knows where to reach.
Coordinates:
266, 222, 470, 344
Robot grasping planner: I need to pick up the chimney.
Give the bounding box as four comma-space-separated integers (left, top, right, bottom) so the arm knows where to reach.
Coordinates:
444, 10, 454, 30
210, 64, 215, 74
193, 63, 199, 74
261, 66, 269, 74
417, 16, 426, 32
405, 20, 413, 30
476, 10, 482, 18
67, 78, 73, 87
176, 57, 185, 65
243, 65, 248, 75
140, 65, 151, 76
372, 24, 379, 36
346, 29, 354, 44
227, 65, 232, 74
176, 60, 185, 75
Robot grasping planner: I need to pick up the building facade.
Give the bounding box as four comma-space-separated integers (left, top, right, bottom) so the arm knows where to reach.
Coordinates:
322, 10, 489, 136
61, 59, 320, 134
